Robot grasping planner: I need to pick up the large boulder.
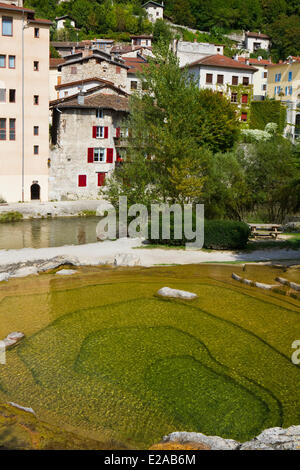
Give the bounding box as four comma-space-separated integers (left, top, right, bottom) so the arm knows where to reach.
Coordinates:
163, 431, 239, 450
114, 253, 141, 267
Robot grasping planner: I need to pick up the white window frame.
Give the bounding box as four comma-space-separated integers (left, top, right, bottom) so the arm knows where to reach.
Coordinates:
96, 108, 104, 119
94, 148, 105, 162
96, 126, 104, 138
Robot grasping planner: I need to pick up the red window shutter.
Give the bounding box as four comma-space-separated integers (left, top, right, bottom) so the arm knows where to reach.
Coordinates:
92, 126, 97, 138
106, 148, 113, 163
87, 148, 94, 163
78, 175, 86, 187
116, 127, 120, 138
104, 126, 108, 138
98, 172, 106, 186
241, 112, 248, 121
242, 94, 248, 104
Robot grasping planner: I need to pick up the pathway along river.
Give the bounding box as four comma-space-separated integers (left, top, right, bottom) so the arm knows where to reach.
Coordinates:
0, 217, 101, 250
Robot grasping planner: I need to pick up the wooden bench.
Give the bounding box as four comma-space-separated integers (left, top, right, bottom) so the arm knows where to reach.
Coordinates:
248, 224, 281, 239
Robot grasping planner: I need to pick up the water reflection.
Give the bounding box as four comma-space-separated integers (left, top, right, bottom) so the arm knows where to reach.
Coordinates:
0, 217, 101, 250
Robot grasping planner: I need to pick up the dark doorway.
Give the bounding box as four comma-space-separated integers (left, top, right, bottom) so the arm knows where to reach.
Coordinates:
31, 183, 40, 200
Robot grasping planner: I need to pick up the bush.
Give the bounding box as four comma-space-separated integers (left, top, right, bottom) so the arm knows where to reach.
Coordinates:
148, 216, 250, 250
250, 101, 286, 134
0, 211, 23, 223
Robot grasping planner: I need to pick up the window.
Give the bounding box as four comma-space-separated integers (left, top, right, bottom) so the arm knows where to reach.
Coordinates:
8, 55, 15, 68
232, 76, 238, 85
71, 66, 77, 74
262, 84, 267, 91
116, 65, 121, 74
275, 73, 281, 82
64, 91, 68, 97
34, 145, 39, 155
94, 148, 105, 162
0, 88, 6, 103
0, 118, 6, 140
263, 71, 267, 79
2, 17, 13, 36
97, 172, 106, 187
241, 112, 248, 122
0, 55, 5, 68
96, 126, 104, 138
289, 86, 293, 95
34, 95, 39, 105
9, 118, 15, 140
288, 71, 292, 82
130, 80, 138, 90
96, 109, 103, 119
231, 92, 237, 103
242, 76, 249, 85
78, 175, 87, 187
34, 27, 39, 38
206, 73, 213, 84
9, 89, 15, 103
217, 74, 224, 84
33, 126, 39, 136
33, 61, 39, 71
241, 94, 248, 104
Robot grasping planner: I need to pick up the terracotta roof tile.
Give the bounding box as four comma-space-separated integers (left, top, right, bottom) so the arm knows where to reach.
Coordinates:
185, 54, 257, 71
50, 58, 65, 68
55, 92, 129, 112
246, 31, 270, 39
237, 57, 272, 66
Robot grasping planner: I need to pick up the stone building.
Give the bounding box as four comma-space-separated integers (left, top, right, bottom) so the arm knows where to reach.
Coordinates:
173, 40, 224, 67
143, 1, 164, 23
59, 49, 128, 92
244, 32, 270, 53
49, 87, 129, 200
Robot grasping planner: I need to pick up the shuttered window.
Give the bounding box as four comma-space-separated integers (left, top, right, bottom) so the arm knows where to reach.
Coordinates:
0, 118, 6, 140
98, 172, 106, 186
241, 94, 248, 104
106, 148, 113, 163
78, 175, 87, 187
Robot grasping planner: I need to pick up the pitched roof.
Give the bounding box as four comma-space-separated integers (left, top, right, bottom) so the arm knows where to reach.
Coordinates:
0, 2, 34, 13
131, 35, 153, 39
55, 77, 114, 89
60, 50, 129, 69
246, 31, 270, 39
142, 1, 165, 8
123, 57, 149, 74
50, 58, 65, 68
185, 54, 257, 71
52, 91, 129, 112
237, 57, 272, 66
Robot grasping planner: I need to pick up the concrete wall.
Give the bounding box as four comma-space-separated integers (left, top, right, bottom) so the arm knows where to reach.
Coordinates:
0, 9, 50, 202
175, 41, 224, 67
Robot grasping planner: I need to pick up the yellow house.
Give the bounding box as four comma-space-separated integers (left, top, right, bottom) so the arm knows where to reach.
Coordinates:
0, 1, 51, 202
267, 58, 300, 141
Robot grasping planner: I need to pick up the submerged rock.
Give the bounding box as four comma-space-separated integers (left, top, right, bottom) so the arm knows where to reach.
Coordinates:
0, 272, 9, 282
157, 287, 198, 300
114, 253, 141, 267
55, 269, 77, 276
1, 332, 24, 350
160, 426, 300, 450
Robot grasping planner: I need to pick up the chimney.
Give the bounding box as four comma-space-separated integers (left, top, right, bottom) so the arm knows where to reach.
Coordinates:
77, 87, 85, 105
258, 56, 262, 61
246, 59, 249, 65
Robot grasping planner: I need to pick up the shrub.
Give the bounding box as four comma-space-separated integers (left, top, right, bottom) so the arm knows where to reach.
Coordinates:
250, 101, 286, 134
148, 216, 250, 250
0, 211, 23, 223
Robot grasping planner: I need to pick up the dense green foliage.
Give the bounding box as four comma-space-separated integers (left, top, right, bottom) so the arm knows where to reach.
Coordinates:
148, 217, 250, 249
25, 0, 300, 59
0, 212, 23, 223
250, 101, 287, 133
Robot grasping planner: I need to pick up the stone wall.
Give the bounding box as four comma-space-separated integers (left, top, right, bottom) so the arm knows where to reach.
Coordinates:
61, 58, 127, 91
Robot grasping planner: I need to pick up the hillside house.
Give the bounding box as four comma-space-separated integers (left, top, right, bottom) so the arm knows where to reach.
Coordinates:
245, 32, 270, 53
55, 15, 75, 30
174, 40, 224, 67
49, 87, 129, 200
143, 1, 164, 23
185, 54, 257, 123
237, 57, 272, 101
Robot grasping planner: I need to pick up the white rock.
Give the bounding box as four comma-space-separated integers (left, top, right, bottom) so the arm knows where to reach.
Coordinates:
157, 287, 197, 300
11, 267, 38, 278
164, 431, 239, 450
0, 272, 9, 282
8, 402, 35, 415
114, 253, 141, 267
2, 331, 25, 350
56, 269, 77, 276
255, 281, 277, 290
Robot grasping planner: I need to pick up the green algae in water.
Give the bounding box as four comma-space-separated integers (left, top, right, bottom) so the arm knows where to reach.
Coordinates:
0, 264, 299, 448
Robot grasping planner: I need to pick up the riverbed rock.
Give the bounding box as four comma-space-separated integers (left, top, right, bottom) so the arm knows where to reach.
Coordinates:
157, 287, 198, 300
2, 332, 24, 350
160, 426, 300, 450
114, 253, 141, 267
0, 272, 9, 282
8, 402, 35, 415
11, 267, 38, 278
37, 256, 80, 272
163, 431, 239, 450
56, 269, 77, 276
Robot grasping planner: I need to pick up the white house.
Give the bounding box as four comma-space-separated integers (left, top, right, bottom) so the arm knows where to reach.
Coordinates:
245, 32, 270, 53
55, 15, 76, 30
185, 54, 257, 123
143, 1, 164, 23
237, 57, 272, 100
174, 40, 224, 67
131, 35, 152, 49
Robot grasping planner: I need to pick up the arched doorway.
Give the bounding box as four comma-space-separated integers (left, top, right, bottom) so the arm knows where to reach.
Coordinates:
31, 183, 40, 200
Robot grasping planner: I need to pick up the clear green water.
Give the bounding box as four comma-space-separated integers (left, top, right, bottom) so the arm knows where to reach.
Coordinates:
0, 264, 299, 448
0, 217, 101, 250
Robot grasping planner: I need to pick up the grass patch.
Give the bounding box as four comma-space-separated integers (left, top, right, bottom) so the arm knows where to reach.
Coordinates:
78, 210, 97, 217
0, 211, 23, 223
